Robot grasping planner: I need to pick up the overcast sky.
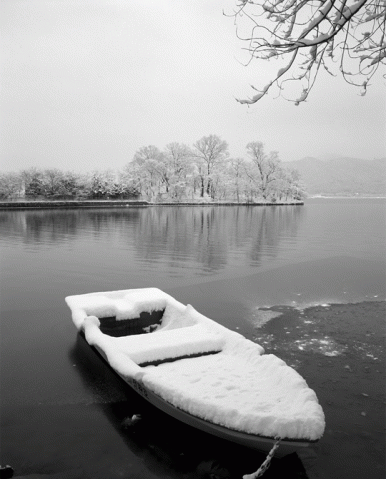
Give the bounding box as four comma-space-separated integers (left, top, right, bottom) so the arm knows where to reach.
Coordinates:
1, 0, 385, 173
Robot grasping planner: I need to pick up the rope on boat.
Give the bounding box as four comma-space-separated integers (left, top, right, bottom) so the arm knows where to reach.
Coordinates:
242, 437, 281, 479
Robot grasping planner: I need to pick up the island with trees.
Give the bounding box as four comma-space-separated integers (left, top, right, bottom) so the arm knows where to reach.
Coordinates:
0, 136, 305, 207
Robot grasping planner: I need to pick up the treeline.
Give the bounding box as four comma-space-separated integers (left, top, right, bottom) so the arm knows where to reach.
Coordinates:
0, 168, 139, 201
0, 135, 305, 202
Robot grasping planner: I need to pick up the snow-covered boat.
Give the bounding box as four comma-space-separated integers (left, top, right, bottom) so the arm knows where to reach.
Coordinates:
66, 288, 325, 456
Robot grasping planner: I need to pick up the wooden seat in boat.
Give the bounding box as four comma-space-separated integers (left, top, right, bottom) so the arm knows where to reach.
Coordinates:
84, 317, 225, 366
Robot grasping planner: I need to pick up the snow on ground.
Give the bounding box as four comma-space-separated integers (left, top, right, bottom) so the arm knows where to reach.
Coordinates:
66, 288, 325, 440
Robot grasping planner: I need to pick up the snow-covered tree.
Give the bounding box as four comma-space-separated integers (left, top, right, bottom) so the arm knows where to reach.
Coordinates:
130, 146, 166, 200
164, 142, 195, 199
0, 172, 23, 199
86, 169, 139, 199
282, 167, 306, 200
229, 0, 385, 104
164, 143, 193, 177
22, 168, 45, 198
87, 170, 114, 198
59, 171, 80, 198
42, 169, 65, 197
121, 161, 148, 199
227, 157, 248, 202
245, 142, 282, 198
274, 167, 306, 200
193, 135, 229, 197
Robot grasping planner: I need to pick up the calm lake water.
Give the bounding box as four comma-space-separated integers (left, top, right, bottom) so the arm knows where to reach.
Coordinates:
1, 198, 385, 479
1, 198, 385, 312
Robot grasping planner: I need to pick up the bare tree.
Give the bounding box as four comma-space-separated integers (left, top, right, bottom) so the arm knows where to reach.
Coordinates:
132, 145, 164, 165
21, 167, 45, 198
131, 146, 166, 199
0, 172, 23, 199
122, 161, 148, 199
43, 169, 64, 197
193, 135, 229, 197
245, 142, 281, 198
164, 143, 193, 176
228, 0, 385, 104
274, 167, 306, 200
228, 157, 247, 202
164, 143, 194, 199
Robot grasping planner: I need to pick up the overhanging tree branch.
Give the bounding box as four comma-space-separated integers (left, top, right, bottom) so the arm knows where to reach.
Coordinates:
226, 0, 386, 104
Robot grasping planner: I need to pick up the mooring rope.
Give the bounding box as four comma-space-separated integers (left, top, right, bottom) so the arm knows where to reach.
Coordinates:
242, 437, 281, 479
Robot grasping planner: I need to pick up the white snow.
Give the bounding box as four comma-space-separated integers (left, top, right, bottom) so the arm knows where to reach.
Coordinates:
143, 352, 324, 440
250, 309, 282, 328
66, 288, 325, 441
84, 317, 225, 365
66, 287, 175, 329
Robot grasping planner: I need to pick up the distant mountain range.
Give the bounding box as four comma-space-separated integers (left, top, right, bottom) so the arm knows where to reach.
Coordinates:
284, 157, 386, 196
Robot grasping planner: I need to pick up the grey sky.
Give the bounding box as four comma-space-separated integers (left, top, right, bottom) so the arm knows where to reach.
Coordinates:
1, 0, 385, 173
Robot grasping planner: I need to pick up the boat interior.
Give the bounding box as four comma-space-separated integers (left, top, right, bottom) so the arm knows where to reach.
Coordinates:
98, 309, 165, 337
91, 309, 224, 367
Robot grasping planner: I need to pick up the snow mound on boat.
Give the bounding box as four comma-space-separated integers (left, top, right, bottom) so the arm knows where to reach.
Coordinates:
142, 351, 325, 440
66, 288, 178, 329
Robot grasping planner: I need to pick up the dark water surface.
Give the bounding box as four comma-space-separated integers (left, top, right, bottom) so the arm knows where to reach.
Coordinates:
1, 199, 385, 478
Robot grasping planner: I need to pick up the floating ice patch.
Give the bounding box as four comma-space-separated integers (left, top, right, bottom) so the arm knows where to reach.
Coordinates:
250, 309, 282, 328
254, 333, 346, 358
294, 336, 346, 356
352, 342, 383, 362
252, 333, 276, 350
292, 301, 333, 311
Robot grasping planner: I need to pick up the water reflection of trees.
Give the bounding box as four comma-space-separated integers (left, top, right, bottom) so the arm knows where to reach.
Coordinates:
246, 206, 303, 265
1, 206, 304, 272
133, 208, 230, 272
134, 206, 304, 271
0, 209, 141, 246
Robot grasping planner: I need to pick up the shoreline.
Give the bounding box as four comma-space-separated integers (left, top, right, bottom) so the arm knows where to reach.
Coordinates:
0, 199, 304, 209
1, 196, 384, 210
307, 195, 386, 199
